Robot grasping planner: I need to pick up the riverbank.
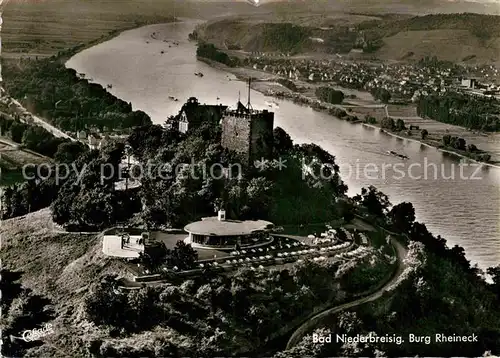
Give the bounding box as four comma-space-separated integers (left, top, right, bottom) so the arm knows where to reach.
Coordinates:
197, 56, 500, 166
361, 123, 500, 170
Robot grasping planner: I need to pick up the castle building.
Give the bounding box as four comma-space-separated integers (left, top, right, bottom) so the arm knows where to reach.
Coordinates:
221, 100, 274, 164
184, 210, 274, 249
171, 97, 227, 133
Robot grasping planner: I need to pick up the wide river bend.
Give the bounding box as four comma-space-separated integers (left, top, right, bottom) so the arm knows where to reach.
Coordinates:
67, 19, 500, 274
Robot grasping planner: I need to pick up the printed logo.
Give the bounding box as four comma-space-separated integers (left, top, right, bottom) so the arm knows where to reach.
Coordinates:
22, 324, 54, 342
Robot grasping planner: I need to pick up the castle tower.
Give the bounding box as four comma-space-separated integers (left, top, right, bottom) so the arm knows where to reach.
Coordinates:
221, 79, 274, 164
221, 102, 274, 165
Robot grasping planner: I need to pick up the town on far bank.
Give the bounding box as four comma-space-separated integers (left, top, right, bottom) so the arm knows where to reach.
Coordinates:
193, 30, 500, 165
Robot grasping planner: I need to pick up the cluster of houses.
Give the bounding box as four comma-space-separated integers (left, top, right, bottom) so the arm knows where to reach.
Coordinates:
246, 56, 500, 102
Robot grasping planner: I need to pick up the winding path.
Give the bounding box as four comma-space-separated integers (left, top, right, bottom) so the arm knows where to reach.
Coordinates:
285, 236, 407, 349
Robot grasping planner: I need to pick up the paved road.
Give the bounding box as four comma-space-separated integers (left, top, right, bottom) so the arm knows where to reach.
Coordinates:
0, 137, 52, 161
8, 97, 76, 141
285, 236, 407, 349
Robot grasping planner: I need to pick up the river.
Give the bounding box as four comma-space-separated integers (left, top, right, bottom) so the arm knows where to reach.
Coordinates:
66, 19, 499, 274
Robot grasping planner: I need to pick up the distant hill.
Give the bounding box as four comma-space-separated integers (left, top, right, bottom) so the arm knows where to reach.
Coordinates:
195, 12, 500, 63
2, 0, 499, 58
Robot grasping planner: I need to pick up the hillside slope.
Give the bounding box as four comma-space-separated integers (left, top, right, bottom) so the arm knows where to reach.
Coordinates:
0, 209, 130, 357
195, 12, 500, 63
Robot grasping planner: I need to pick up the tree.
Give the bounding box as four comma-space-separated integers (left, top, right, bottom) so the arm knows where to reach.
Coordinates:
336, 197, 355, 222
246, 177, 274, 219
54, 141, 87, 163
10, 121, 27, 143
167, 240, 198, 270
354, 186, 391, 218
21, 125, 51, 149
315, 87, 345, 104
395, 119, 406, 131
380, 117, 395, 130
486, 265, 500, 298
364, 115, 376, 124
84, 275, 128, 327
140, 242, 169, 272
453, 137, 466, 151
479, 153, 491, 162
421, 129, 428, 140
371, 88, 391, 103
467, 144, 478, 152
442, 134, 452, 146
389, 202, 416, 233
273, 127, 294, 155
51, 180, 79, 225
127, 124, 165, 159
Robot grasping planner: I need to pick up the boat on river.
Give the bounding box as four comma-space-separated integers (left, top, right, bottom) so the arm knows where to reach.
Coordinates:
387, 150, 409, 159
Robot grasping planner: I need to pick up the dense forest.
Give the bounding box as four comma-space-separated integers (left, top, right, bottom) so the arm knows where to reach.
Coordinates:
1, 141, 89, 220
261, 23, 311, 54
125, 118, 347, 229
196, 43, 240, 67
417, 92, 500, 131
278, 200, 500, 357
315, 87, 345, 105
81, 248, 393, 356
371, 88, 392, 104
3, 58, 151, 134
1, 97, 348, 230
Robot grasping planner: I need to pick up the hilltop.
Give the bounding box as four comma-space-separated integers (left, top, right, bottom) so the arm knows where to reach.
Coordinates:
194, 12, 500, 64
0, 209, 132, 357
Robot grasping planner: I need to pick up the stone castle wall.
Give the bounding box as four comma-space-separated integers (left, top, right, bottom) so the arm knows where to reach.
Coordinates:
249, 111, 274, 161
221, 113, 252, 163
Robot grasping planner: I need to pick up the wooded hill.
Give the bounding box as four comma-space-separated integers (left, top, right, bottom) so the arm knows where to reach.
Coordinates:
195, 12, 500, 62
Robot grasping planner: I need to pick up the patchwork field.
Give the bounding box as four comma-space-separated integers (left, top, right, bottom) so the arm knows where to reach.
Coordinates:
3, 0, 176, 57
